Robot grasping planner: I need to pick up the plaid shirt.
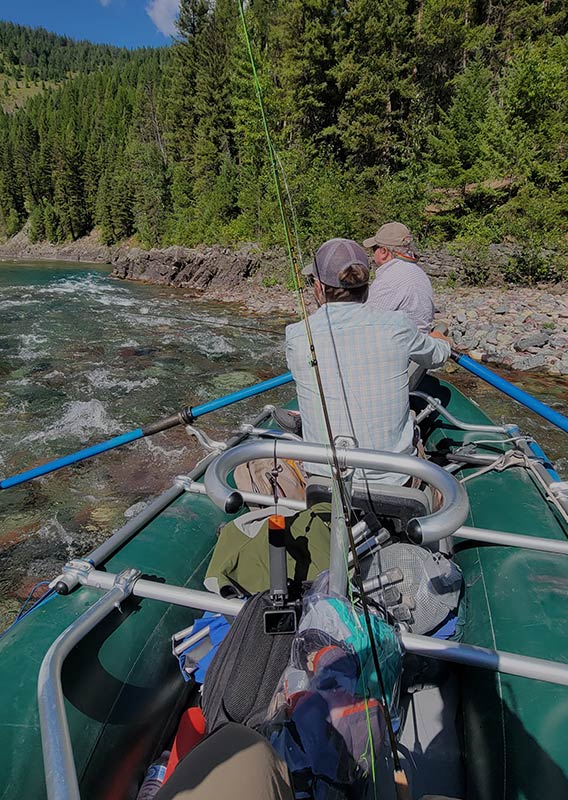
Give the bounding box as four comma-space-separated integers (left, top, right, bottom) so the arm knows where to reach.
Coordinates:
285, 302, 450, 484
368, 257, 435, 333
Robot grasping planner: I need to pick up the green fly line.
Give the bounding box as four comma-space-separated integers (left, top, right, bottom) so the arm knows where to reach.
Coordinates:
236, 2, 407, 796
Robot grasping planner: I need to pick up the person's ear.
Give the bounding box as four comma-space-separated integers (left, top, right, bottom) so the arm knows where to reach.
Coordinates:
314, 280, 325, 306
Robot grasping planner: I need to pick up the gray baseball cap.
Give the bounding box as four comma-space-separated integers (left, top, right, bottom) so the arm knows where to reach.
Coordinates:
363, 221, 414, 250
301, 238, 369, 288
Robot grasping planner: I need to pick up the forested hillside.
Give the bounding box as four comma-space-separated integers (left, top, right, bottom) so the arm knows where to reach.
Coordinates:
1, 2, 567, 283
0, 22, 137, 111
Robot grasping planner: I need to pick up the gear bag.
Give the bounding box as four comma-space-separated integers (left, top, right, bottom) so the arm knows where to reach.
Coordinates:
201, 591, 295, 734
234, 458, 306, 505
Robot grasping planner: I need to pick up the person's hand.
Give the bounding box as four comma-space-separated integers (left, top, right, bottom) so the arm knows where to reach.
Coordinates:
429, 330, 451, 343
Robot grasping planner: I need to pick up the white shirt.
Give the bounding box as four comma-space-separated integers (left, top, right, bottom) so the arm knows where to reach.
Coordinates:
285, 303, 450, 484
367, 257, 435, 333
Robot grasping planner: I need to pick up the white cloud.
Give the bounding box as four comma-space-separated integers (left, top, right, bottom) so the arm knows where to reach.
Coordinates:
146, 0, 180, 37
99, 0, 112, 7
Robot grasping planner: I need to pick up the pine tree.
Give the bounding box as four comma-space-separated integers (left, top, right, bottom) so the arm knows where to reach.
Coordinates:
52, 123, 89, 239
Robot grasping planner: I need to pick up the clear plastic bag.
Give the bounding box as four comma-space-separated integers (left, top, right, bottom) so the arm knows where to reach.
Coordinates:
264, 573, 402, 796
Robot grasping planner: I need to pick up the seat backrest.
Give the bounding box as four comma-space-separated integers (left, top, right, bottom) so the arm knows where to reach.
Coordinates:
306, 477, 431, 533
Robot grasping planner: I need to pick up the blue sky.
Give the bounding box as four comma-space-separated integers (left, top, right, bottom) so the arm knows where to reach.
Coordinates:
0, 0, 181, 49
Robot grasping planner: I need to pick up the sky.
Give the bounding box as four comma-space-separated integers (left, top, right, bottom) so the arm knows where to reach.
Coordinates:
0, 0, 181, 49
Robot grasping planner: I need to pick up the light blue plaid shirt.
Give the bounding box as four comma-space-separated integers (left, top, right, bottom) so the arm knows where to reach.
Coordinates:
285, 303, 450, 484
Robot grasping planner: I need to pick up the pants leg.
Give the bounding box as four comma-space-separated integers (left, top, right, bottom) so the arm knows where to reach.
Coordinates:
155, 722, 294, 800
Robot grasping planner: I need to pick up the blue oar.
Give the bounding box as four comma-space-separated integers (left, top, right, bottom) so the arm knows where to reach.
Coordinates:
452, 352, 568, 435
0, 372, 294, 490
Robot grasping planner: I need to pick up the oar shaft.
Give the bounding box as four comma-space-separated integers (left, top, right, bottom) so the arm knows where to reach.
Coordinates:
453, 352, 568, 434
0, 372, 294, 491
0, 430, 144, 490
190, 371, 293, 418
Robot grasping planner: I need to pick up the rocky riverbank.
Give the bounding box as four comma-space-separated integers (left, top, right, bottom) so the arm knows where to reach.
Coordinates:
1, 231, 567, 373
435, 287, 568, 375
106, 242, 568, 377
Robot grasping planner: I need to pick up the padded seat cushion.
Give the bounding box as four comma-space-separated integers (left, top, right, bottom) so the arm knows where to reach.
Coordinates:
306, 476, 431, 532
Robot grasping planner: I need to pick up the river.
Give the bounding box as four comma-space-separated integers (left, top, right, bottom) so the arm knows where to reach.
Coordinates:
0, 261, 566, 625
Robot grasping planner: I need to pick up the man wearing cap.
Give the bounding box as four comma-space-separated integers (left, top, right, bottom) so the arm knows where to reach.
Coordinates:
285, 238, 450, 485
363, 222, 435, 333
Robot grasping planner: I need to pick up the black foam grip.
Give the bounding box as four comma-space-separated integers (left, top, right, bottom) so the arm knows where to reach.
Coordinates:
406, 518, 423, 544
225, 491, 244, 514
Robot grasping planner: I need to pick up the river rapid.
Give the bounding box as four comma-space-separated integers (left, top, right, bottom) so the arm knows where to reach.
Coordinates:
0, 261, 566, 625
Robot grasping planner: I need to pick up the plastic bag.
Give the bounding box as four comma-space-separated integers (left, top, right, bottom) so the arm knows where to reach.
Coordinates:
264, 574, 402, 798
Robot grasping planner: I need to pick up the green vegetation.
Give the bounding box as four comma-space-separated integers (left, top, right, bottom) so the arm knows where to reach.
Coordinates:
0, 22, 140, 112
1, 4, 568, 284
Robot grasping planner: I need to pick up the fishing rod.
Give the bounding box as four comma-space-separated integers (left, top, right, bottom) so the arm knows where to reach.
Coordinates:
0, 372, 294, 490
452, 351, 568, 434
236, 4, 410, 797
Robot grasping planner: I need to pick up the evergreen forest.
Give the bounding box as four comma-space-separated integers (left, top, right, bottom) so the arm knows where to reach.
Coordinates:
0, 2, 567, 284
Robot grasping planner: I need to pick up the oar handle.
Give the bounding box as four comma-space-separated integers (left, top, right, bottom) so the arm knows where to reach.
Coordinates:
452, 351, 568, 435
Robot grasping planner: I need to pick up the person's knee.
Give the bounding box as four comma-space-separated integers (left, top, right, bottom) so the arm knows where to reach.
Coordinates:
156, 723, 294, 800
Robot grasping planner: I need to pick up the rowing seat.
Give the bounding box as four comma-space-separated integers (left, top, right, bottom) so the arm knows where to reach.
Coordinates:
305, 476, 432, 533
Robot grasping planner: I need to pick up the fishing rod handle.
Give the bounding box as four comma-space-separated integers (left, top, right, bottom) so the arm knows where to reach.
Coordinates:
204, 440, 469, 545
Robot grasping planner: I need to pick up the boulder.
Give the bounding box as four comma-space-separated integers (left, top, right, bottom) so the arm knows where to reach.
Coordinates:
513, 332, 550, 351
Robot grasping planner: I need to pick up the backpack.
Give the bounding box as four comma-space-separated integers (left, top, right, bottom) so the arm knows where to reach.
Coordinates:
201, 591, 294, 734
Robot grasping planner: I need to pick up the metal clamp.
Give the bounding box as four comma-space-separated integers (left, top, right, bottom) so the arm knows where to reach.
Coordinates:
52, 559, 95, 595
112, 568, 141, 609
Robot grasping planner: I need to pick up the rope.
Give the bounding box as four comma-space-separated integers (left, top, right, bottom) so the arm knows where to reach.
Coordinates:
0, 583, 55, 643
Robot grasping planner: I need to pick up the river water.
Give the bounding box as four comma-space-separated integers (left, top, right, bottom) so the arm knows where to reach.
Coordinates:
0, 261, 566, 624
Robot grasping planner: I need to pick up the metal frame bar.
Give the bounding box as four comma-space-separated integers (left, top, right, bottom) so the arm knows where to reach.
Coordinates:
455, 525, 568, 555
38, 570, 139, 800
180, 475, 568, 556
410, 391, 513, 434
203, 439, 470, 545
401, 633, 568, 685
81, 568, 244, 617
72, 567, 568, 686
178, 477, 307, 512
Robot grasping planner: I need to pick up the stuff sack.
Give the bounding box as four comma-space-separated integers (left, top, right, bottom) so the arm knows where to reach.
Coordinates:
201, 591, 295, 734
264, 575, 403, 799
234, 458, 306, 504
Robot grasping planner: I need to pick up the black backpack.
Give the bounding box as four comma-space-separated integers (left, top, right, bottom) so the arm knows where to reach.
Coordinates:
201, 591, 294, 733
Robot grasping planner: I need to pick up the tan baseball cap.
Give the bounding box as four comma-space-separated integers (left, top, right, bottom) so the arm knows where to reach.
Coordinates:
363, 222, 414, 250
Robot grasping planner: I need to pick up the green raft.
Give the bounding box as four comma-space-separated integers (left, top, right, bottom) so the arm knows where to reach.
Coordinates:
0, 373, 567, 800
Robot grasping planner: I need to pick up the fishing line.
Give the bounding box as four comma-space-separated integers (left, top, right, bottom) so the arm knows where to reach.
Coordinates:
237, 3, 408, 795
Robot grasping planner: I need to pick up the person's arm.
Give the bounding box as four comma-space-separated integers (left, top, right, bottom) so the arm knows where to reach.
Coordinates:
405, 321, 452, 368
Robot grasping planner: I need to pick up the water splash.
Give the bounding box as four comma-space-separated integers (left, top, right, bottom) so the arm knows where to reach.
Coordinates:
85, 368, 159, 394
23, 399, 122, 444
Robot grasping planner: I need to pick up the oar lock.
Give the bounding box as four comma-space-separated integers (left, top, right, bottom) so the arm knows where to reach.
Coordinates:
185, 425, 227, 454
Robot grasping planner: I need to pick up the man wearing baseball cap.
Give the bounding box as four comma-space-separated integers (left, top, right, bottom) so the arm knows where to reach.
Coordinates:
363, 222, 435, 333
285, 238, 450, 485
